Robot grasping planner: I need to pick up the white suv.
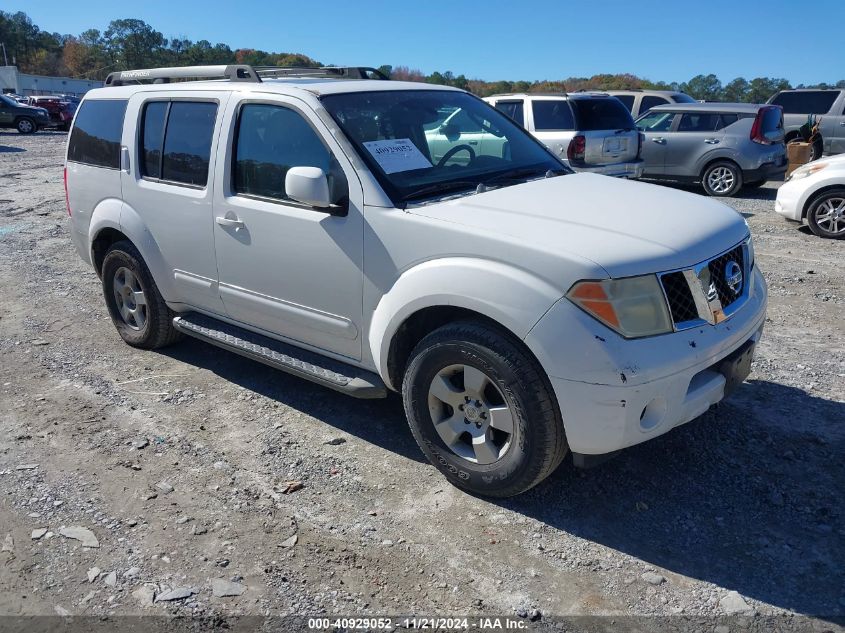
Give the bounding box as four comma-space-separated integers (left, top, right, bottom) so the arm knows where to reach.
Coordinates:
65, 65, 767, 497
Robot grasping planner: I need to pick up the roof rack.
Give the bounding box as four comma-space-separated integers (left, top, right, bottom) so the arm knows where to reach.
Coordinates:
103, 64, 388, 87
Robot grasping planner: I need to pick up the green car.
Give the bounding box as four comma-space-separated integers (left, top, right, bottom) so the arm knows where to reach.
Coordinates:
0, 94, 52, 134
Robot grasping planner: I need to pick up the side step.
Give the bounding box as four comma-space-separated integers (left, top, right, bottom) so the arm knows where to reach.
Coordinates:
172, 314, 387, 399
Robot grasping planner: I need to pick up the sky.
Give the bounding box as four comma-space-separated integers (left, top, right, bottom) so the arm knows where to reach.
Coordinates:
5, 0, 845, 85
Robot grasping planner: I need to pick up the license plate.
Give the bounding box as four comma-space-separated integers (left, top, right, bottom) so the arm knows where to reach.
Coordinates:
718, 340, 755, 396
604, 137, 627, 153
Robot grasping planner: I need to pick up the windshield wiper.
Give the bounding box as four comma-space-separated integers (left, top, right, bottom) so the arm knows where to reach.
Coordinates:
482, 166, 566, 187
400, 181, 482, 207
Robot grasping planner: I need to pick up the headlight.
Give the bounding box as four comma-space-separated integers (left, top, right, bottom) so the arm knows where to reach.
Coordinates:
567, 275, 673, 338
787, 162, 828, 181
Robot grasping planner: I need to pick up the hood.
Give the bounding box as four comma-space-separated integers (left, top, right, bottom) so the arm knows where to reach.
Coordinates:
410, 173, 749, 278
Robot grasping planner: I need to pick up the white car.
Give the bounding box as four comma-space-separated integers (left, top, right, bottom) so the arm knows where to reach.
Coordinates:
776, 154, 845, 239
65, 65, 767, 497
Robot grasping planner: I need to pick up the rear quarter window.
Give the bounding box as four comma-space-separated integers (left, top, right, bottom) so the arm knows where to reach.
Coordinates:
570, 98, 635, 131
67, 99, 128, 169
771, 91, 838, 114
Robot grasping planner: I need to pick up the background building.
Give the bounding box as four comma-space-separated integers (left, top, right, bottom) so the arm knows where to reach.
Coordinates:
0, 66, 101, 97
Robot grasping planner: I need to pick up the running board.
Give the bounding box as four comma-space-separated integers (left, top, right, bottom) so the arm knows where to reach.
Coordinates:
172, 314, 387, 399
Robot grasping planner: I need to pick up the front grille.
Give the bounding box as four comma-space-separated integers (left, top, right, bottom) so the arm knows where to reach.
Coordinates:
661, 271, 698, 323
707, 245, 745, 309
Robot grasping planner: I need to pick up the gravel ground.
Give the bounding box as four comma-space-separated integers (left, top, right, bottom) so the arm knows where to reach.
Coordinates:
0, 131, 843, 632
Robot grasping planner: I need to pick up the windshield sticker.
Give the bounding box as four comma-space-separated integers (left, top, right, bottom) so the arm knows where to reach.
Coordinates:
363, 138, 432, 174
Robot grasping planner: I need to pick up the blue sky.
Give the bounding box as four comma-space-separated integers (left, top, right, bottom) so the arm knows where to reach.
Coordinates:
5, 0, 845, 84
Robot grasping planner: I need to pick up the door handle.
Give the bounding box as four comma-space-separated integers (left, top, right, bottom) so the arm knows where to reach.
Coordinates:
652, 137, 666, 144
840, 121, 845, 126
216, 216, 244, 229
704, 138, 720, 144
468, 140, 478, 145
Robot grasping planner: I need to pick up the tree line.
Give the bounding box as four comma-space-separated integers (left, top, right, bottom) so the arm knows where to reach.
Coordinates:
3, 11, 844, 102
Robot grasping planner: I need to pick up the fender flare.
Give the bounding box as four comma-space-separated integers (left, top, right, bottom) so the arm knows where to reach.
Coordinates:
368, 257, 564, 389
89, 201, 175, 301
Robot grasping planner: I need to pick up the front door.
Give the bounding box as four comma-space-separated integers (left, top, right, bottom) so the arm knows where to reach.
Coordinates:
121, 91, 227, 314
211, 96, 364, 360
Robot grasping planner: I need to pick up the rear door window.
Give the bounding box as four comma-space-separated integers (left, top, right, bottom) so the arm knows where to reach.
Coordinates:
770, 91, 838, 114
140, 101, 218, 187
677, 113, 721, 132
67, 99, 128, 169
531, 100, 574, 131
640, 96, 671, 112
614, 95, 635, 112
494, 100, 525, 125
569, 98, 634, 131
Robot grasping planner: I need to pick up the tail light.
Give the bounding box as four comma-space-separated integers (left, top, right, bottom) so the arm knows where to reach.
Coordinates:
63, 166, 71, 217
567, 135, 586, 162
750, 106, 777, 145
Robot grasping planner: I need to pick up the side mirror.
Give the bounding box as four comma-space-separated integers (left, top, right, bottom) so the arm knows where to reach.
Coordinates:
440, 123, 460, 142
285, 166, 331, 209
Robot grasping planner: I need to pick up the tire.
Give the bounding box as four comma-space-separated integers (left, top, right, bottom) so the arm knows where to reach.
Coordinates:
702, 160, 743, 197
806, 188, 845, 239
16, 117, 36, 134
809, 139, 823, 162
101, 240, 183, 349
402, 321, 567, 497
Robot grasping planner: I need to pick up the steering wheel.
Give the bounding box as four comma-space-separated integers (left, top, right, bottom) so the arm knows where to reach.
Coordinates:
436, 144, 476, 168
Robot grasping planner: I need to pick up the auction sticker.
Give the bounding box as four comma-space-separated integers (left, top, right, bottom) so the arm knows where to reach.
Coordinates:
363, 138, 432, 174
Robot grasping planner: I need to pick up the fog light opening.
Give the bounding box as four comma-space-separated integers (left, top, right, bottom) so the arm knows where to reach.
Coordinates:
639, 397, 668, 431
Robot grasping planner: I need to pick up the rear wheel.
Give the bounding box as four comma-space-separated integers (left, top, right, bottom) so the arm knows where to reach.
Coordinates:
702, 161, 742, 197
101, 241, 183, 348
806, 188, 845, 239
16, 117, 36, 134
402, 321, 567, 497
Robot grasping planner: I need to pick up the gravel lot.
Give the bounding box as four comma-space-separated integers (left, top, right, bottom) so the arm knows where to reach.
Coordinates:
1, 131, 843, 632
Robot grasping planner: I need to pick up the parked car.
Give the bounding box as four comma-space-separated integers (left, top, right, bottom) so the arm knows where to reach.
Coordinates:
0, 93, 51, 133
767, 88, 845, 159
66, 64, 766, 496
484, 92, 643, 178
27, 96, 77, 131
775, 153, 845, 239
605, 89, 696, 118
635, 103, 786, 196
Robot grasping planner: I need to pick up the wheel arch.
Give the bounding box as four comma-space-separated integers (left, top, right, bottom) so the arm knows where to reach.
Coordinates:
698, 155, 742, 181
803, 184, 845, 219
369, 257, 565, 391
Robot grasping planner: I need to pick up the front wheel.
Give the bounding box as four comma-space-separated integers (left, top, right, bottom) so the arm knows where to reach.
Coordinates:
101, 241, 183, 348
402, 321, 567, 497
16, 117, 36, 134
702, 161, 743, 197
806, 188, 845, 239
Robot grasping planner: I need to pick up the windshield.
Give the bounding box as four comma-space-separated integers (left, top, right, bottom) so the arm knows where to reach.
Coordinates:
321, 90, 568, 205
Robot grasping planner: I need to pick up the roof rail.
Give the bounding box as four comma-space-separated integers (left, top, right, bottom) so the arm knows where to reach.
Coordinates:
105, 65, 259, 87
254, 66, 389, 80
103, 64, 388, 87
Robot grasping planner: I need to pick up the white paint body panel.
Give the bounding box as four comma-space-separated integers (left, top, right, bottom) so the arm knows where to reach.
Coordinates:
67, 78, 766, 457
775, 153, 845, 222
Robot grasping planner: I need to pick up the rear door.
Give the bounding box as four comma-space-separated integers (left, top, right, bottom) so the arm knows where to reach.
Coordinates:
663, 111, 727, 177
569, 97, 639, 167
527, 98, 575, 159
120, 91, 228, 314
635, 110, 676, 175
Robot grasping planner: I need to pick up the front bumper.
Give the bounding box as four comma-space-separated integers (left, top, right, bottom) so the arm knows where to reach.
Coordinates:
564, 159, 644, 180
525, 266, 767, 455
774, 177, 804, 221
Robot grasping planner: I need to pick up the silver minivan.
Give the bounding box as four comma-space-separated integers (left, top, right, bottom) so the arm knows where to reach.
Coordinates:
485, 93, 643, 178
636, 103, 786, 196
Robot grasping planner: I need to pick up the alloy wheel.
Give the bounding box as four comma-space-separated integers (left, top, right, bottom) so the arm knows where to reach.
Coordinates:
707, 166, 736, 194
813, 196, 845, 236
427, 364, 513, 465
112, 267, 148, 331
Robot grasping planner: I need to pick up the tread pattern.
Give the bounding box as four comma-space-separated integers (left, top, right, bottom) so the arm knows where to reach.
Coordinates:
403, 320, 568, 497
